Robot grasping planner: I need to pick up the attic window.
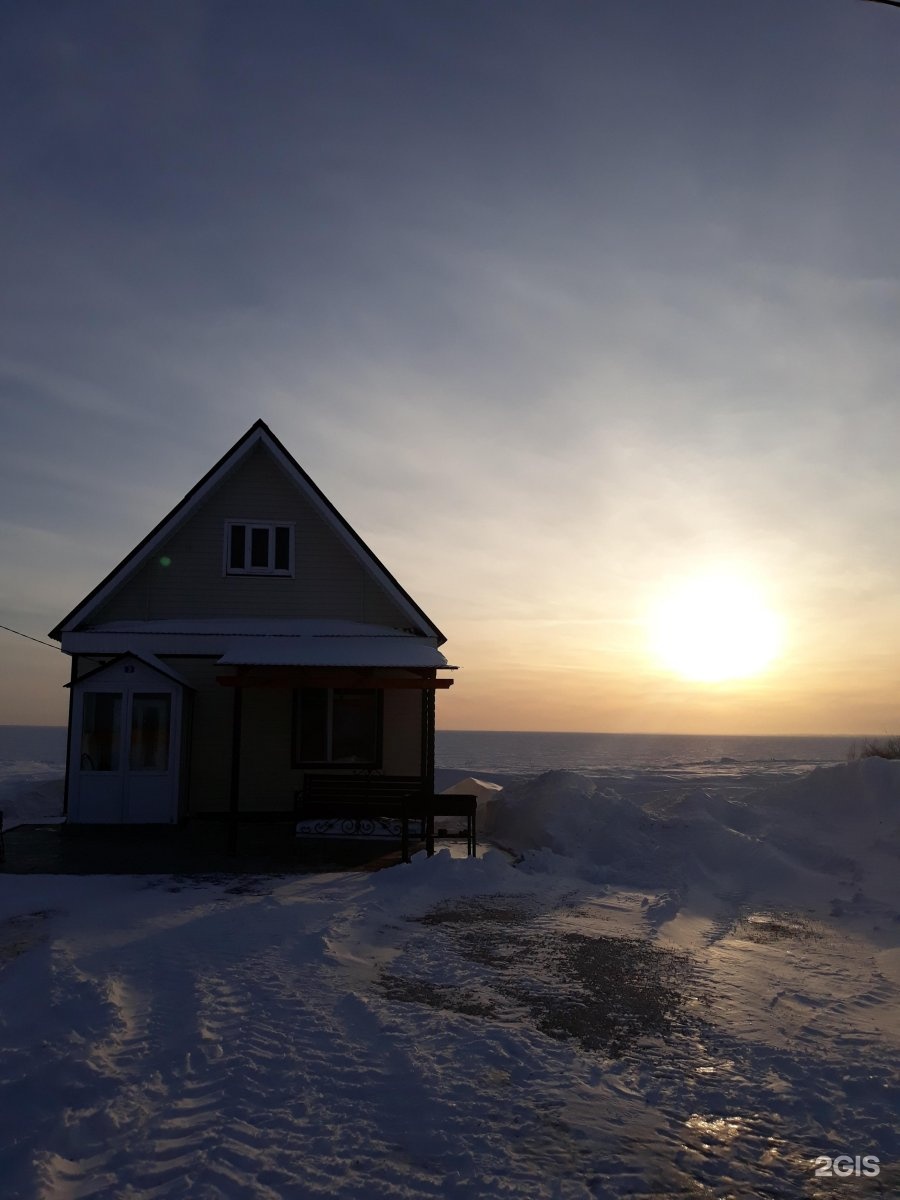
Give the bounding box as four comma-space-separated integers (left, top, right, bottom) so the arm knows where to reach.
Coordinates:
225, 521, 294, 576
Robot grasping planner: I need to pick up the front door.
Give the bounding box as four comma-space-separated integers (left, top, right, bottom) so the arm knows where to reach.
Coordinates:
70, 662, 182, 824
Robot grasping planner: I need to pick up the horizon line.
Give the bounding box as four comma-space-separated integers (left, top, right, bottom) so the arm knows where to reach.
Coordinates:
0, 723, 870, 740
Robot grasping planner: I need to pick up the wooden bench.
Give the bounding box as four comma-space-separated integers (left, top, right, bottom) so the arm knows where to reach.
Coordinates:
297, 776, 476, 862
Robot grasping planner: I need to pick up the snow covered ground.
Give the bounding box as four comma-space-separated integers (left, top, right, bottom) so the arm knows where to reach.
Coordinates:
0, 727, 65, 829
2, 759, 899, 1198
0, 764, 64, 829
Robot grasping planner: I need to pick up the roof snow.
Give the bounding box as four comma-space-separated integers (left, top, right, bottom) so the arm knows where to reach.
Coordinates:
90, 619, 427, 637
59, 619, 456, 667
217, 637, 452, 669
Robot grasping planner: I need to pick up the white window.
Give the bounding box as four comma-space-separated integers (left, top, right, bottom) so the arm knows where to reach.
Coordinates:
225, 521, 294, 576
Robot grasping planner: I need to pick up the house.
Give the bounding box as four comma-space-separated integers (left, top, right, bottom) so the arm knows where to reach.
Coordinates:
49, 420, 455, 842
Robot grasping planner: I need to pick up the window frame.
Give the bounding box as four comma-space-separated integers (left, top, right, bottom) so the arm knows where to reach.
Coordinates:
224, 519, 295, 577
291, 687, 384, 769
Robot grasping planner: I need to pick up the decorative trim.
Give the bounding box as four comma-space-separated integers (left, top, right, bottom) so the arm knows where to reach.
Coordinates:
296, 815, 406, 839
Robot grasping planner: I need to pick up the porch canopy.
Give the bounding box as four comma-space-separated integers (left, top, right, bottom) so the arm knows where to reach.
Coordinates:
214, 623, 456, 690
61, 615, 455, 696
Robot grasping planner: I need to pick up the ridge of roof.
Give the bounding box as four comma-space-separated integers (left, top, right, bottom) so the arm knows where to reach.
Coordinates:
49, 420, 445, 644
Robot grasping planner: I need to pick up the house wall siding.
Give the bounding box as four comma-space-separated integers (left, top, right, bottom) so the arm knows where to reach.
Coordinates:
239, 687, 296, 812
89, 444, 411, 628
381, 688, 424, 775
170, 659, 233, 813
74, 656, 112, 681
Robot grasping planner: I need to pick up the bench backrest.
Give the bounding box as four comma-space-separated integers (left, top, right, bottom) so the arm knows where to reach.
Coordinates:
298, 775, 476, 819
300, 774, 426, 807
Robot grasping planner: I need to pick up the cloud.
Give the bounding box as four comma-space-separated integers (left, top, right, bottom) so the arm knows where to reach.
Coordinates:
2, 0, 899, 728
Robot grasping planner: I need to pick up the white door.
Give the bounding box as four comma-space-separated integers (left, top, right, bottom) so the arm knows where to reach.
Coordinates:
71, 668, 182, 824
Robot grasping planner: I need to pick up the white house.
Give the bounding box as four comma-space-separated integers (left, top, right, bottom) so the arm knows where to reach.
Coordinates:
50, 420, 455, 839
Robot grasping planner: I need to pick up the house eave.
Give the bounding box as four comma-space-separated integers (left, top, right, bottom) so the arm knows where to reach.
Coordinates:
59, 623, 456, 669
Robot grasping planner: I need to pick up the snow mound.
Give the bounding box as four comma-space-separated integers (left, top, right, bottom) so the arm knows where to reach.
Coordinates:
369, 848, 527, 909
756, 756, 900, 838
486, 763, 900, 900
486, 771, 665, 885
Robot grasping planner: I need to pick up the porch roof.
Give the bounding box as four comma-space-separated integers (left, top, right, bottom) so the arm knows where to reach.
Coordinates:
65, 651, 194, 690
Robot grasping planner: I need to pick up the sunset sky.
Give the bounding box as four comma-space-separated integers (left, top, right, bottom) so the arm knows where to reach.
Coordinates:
2, 0, 900, 734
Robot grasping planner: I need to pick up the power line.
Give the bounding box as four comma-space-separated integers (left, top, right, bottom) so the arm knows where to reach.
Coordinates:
0, 624, 58, 651
1, 624, 112, 670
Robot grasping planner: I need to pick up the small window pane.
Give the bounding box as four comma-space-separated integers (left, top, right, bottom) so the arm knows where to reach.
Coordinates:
332, 690, 378, 763
229, 524, 245, 570
296, 688, 328, 762
250, 526, 270, 568
129, 693, 171, 771
81, 692, 122, 771
274, 526, 291, 571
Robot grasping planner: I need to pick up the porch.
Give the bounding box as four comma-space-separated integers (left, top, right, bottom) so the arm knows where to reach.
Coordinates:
217, 663, 454, 857
66, 657, 452, 828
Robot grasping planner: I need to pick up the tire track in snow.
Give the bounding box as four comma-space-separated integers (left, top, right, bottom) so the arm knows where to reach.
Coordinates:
32, 892, 450, 1199
13, 876, 900, 1200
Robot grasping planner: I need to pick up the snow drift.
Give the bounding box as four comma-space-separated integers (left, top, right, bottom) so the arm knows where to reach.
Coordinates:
484, 759, 900, 902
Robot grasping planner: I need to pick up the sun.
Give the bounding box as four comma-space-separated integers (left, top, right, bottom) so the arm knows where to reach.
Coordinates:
648, 572, 783, 683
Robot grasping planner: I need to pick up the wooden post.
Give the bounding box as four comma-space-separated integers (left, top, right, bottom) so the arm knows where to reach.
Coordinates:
424, 683, 435, 856
227, 680, 243, 856
62, 655, 77, 819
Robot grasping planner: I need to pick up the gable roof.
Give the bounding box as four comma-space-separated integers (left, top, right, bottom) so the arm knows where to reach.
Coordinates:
66, 652, 193, 690
50, 419, 445, 644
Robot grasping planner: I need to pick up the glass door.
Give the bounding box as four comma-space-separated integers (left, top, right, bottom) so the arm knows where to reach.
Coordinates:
76, 691, 126, 821
73, 682, 180, 823
125, 692, 176, 822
